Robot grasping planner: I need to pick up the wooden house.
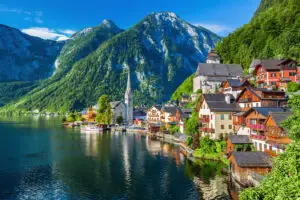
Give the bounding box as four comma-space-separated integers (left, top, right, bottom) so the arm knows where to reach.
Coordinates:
222, 78, 251, 99
236, 87, 288, 111
146, 105, 162, 133
229, 152, 272, 186
264, 111, 292, 156
227, 135, 253, 154
161, 105, 178, 129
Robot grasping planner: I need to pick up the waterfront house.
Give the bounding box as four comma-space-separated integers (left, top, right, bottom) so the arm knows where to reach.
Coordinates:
264, 111, 292, 156
193, 50, 243, 94
236, 87, 288, 111
161, 105, 178, 129
197, 94, 240, 139
146, 105, 162, 133
227, 135, 253, 154
221, 78, 251, 99
251, 59, 298, 91
229, 152, 272, 186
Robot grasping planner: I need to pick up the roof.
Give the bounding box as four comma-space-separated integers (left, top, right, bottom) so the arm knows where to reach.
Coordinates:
232, 152, 272, 168
228, 135, 252, 144
133, 109, 146, 117
110, 101, 124, 109
151, 105, 162, 111
259, 59, 283, 70
195, 63, 243, 77
161, 105, 178, 115
236, 87, 287, 102
182, 93, 189, 98
245, 107, 289, 118
203, 94, 241, 112
225, 79, 248, 87
269, 111, 292, 126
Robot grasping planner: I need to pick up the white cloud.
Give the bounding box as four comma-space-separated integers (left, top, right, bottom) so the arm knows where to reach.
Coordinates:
58, 29, 76, 35
194, 23, 234, 36
22, 27, 71, 41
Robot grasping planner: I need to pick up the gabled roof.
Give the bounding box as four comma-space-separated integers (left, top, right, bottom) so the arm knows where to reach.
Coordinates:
133, 109, 146, 117
225, 79, 249, 87
195, 63, 243, 77
161, 105, 178, 115
244, 107, 289, 118
232, 152, 272, 168
228, 135, 252, 144
150, 105, 162, 111
236, 87, 287, 102
268, 111, 292, 126
203, 94, 241, 112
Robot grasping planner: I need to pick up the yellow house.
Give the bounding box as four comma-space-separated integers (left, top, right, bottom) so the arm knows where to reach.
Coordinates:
197, 94, 241, 139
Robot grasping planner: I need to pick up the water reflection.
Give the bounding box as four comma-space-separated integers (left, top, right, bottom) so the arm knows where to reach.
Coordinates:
0, 117, 231, 200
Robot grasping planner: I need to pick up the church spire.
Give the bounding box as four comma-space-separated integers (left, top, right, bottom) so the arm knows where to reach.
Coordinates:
126, 68, 131, 93
124, 67, 133, 124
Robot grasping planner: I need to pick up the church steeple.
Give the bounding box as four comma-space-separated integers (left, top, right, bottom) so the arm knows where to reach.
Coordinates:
124, 67, 133, 124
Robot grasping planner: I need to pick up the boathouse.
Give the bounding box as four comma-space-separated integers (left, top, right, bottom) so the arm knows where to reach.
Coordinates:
229, 152, 272, 186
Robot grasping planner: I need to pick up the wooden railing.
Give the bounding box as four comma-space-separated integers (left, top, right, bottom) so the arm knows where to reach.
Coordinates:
199, 127, 215, 133
250, 134, 266, 140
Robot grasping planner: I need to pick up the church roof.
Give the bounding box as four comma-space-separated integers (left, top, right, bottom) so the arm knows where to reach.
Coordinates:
195, 63, 243, 77
110, 101, 124, 109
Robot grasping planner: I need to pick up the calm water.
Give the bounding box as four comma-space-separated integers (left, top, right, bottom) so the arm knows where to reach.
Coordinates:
0, 116, 231, 200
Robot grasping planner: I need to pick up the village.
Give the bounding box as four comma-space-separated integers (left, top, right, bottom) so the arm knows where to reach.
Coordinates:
66, 49, 300, 192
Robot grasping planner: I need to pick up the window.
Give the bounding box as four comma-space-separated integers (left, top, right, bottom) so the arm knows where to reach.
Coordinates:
289, 72, 296, 76
228, 114, 232, 120
271, 73, 276, 77
229, 125, 232, 129
221, 125, 224, 129
220, 115, 224, 120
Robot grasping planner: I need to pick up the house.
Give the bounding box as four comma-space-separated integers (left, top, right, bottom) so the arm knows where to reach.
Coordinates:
229, 152, 272, 186
181, 94, 190, 104
197, 94, 241, 139
193, 50, 243, 94
109, 101, 126, 124
175, 108, 192, 133
236, 107, 287, 136
222, 78, 251, 99
297, 66, 300, 83
227, 135, 253, 154
264, 111, 292, 156
252, 59, 298, 91
82, 108, 97, 122
236, 87, 288, 111
146, 105, 162, 133
161, 105, 178, 129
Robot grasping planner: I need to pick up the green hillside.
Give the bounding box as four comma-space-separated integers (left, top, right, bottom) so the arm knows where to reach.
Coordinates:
171, 75, 194, 100
216, 0, 300, 69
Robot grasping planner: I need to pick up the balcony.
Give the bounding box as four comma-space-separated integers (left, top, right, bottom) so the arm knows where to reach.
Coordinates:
199, 127, 215, 133
256, 76, 265, 83
247, 123, 266, 130
250, 134, 266, 140
199, 117, 210, 123
264, 149, 278, 157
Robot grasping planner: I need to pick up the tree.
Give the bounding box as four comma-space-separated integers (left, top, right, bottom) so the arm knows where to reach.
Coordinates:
96, 95, 112, 124
240, 95, 300, 199
116, 115, 124, 125
169, 125, 180, 135
287, 82, 300, 92
185, 111, 200, 149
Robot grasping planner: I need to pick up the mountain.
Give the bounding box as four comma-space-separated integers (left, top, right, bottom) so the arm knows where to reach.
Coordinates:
216, 0, 300, 69
53, 19, 123, 79
0, 24, 63, 81
0, 21, 122, 107
1, 12, 221, 113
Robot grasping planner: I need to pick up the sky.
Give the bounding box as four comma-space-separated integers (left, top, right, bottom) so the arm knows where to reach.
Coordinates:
0, 0, 261, 40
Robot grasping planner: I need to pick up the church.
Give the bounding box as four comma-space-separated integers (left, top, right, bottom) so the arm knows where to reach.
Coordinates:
108, 68, 133, 125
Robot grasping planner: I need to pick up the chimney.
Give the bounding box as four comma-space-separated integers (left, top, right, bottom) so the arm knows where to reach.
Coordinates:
225, 94, 231, 104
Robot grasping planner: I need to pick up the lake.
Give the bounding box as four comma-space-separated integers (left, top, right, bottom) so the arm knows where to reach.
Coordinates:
0, 116, 231, 200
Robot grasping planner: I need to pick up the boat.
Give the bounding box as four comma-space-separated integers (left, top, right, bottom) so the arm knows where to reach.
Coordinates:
80, 124, 103, 133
